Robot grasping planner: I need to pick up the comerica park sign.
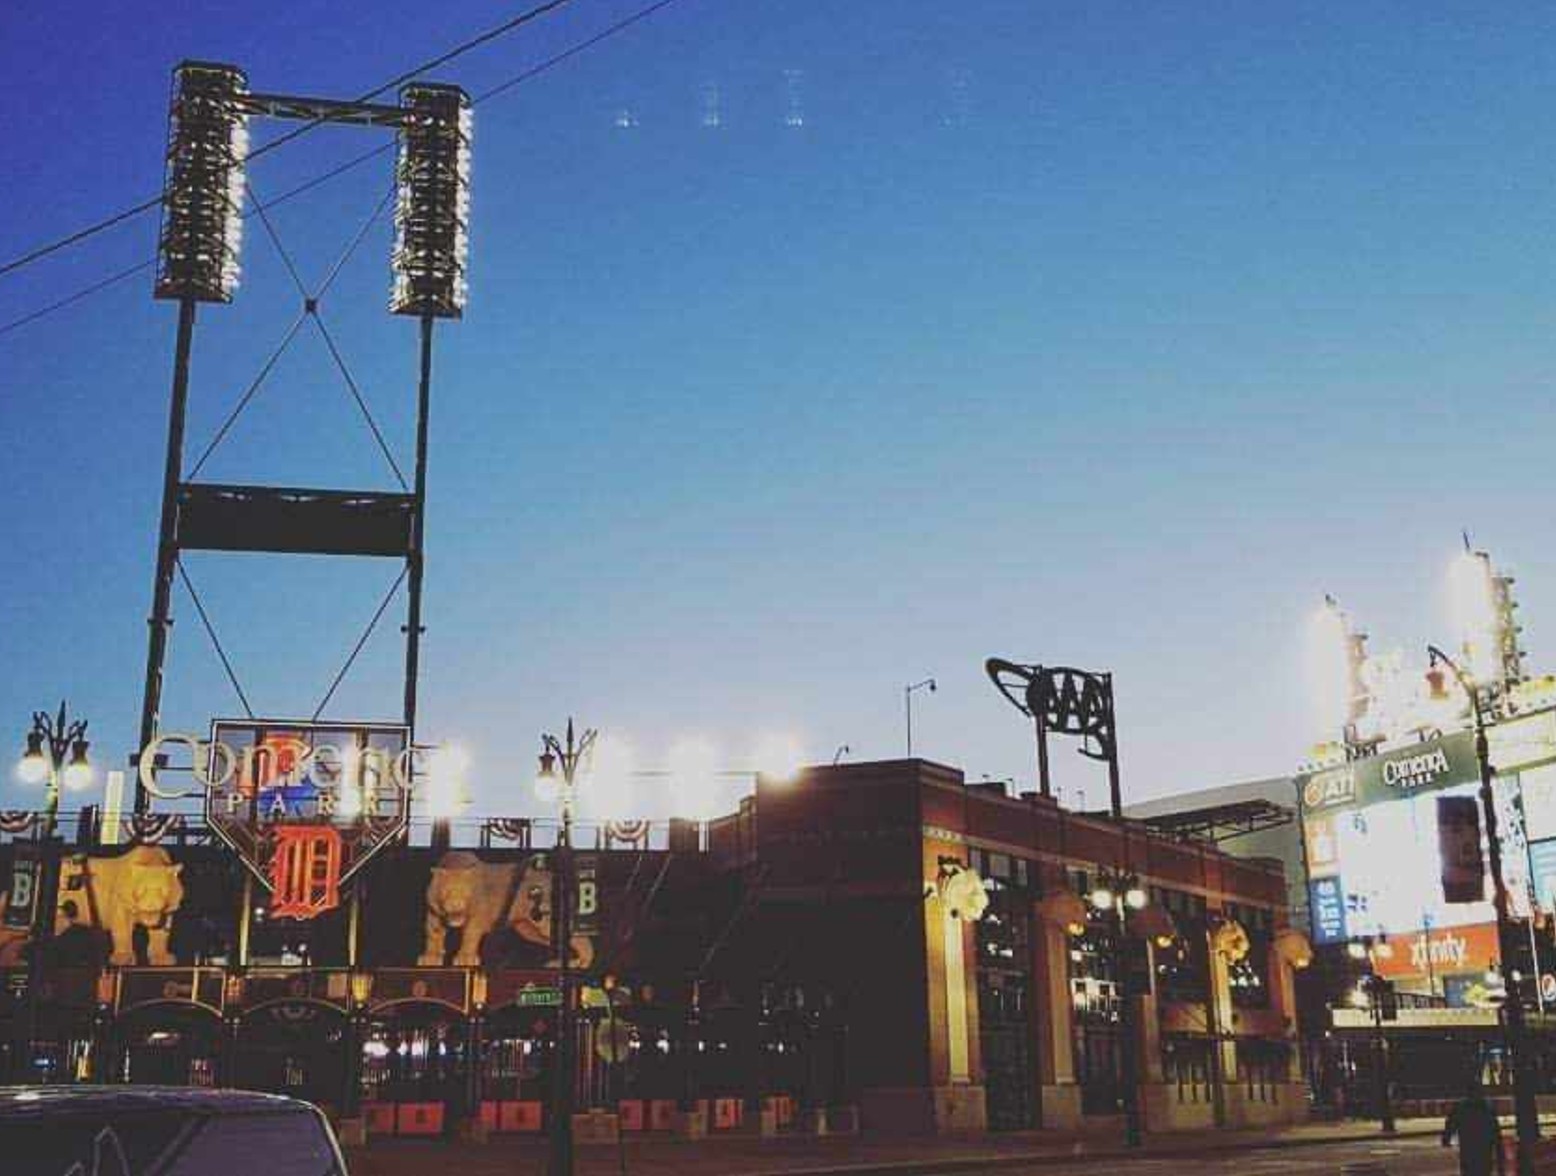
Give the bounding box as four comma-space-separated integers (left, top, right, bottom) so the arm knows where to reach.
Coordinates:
1299, 730, 1478, 815
139, 720, 414, 918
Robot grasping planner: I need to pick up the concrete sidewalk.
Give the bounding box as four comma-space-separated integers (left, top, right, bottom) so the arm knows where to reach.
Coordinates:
344, 1113, 1552, 1176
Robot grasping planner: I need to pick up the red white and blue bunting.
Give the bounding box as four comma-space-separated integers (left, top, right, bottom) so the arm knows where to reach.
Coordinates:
127, 812, 182, 845
606, 819, 651, 845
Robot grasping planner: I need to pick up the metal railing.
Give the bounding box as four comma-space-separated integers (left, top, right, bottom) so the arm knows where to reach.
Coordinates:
0, 809, 712, 853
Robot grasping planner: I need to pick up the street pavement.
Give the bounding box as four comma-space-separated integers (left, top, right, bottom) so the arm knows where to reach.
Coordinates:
341, 1117, 1496, 1176
924, 1137, 1460, 1175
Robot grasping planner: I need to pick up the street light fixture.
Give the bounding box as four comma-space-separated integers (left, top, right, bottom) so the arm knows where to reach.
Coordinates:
12, 702, 91, 1083
15, 702, 93, 836
534, 719, 597, 1176
905, 678, 936, 757
1426, 643, 1540, 1176
63, 738, 93, 792
1346, 934, 1396, 1135
1087, 867, 1146, 1148
16, 732, 48, 787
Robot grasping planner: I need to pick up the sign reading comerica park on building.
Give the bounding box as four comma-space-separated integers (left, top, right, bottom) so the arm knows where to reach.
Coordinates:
139, 719, 414, 918
1299, 730, 1478, 814
1297, 717, 1556, 952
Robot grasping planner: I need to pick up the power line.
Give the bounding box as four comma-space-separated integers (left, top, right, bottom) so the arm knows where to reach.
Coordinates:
0, 199, 165, 283
0, 0, 582, 283
0, 0, 690, 340
239, 0, 579, 166
0, 258, 156, 340
0, 151, 397, 341
473, 0, 681, 103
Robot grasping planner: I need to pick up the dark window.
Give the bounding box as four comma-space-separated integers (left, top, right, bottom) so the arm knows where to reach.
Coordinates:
1225, 902, 1273, 1010
1153, 887, 1209, 1004
976, 877, 1029, 966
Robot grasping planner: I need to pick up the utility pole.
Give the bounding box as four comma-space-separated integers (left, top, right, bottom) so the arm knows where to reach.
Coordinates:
1429, 646, 1540, 1176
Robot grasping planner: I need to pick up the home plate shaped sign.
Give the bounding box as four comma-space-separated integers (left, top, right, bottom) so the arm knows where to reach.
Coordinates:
205, 720, 413, 917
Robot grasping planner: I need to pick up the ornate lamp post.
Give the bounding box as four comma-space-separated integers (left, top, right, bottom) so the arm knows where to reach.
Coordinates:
1087, 868, 1147, 1148
16, 702, 93, 838
1346, 935, 1396, 1134
11, 702, 93, 1082
1426, 645, 1541, 1176
534, 719, 597, 1176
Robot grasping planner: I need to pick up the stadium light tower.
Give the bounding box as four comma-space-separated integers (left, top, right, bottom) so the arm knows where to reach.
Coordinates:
139, 62, 251, 805
135, 61, 473, 812
155, 61, 250, 304
1449, 539, 1525, 702
392, 83, 472, 319
391, 81, 472, 739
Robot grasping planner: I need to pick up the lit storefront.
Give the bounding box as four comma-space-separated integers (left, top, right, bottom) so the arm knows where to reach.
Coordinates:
1297, 719, 1556, 1110
1298, 556, 1556, 1112
2, 756, 1309, 1140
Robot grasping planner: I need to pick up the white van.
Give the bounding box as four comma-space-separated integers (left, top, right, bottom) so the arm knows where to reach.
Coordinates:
0, 1086, 348, 1176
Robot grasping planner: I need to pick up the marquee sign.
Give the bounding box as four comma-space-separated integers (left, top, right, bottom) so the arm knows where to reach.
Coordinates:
1372, 921, 1500, 981
199, 720, 413, 915
1298, 731, 1478, 815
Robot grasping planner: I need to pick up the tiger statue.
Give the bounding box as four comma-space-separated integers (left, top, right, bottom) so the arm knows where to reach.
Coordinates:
62, 845, 185, 966
418, 850, 593, 969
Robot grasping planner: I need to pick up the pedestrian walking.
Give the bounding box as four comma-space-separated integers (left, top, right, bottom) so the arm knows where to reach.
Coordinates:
1442, 1077, 1506, 1176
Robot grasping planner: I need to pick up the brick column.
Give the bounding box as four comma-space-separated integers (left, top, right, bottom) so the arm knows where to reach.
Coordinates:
1031, 913, 1082, 1129
1207, 935, 1237, 1127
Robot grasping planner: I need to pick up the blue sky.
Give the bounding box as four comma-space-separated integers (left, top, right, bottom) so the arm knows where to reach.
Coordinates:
5, 2, 1556, 815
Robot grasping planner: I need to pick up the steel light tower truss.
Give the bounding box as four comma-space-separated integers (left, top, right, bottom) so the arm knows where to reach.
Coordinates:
137, 60, 472, 811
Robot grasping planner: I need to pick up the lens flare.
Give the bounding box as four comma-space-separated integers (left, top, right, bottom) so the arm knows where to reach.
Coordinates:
668, 737, 721, 821
752, 735, 805, 783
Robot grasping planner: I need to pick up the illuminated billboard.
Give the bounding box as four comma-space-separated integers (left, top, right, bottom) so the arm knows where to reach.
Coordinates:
1298, 731, 1533, 962
197, 719, 414, 917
